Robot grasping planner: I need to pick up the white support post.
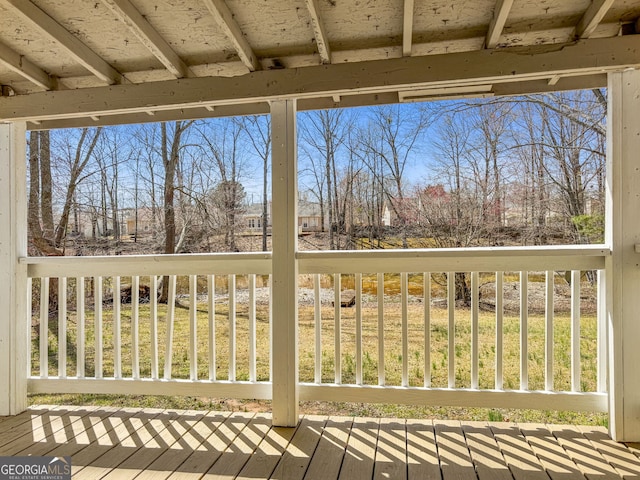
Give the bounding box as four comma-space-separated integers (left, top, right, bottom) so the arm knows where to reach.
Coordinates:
0, 122, 28, 416
271, 99, 299, 427
606, 70, 640, 442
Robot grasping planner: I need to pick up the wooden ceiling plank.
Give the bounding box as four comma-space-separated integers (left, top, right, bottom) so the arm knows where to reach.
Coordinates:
485, 0, 514, 49
201, 0, 260, 72
2, 35, 637, 124
305, 0, 332, 64
100, 0, 191, 79
0, 0, 123, 84
0, 41, 52, 90
574, 0, 616, 39
403, 0, 415, 56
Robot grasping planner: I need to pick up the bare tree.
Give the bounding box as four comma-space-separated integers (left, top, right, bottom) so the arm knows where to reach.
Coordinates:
157, 120, 194, 302
508, 92, 606, 243
198, 118, 246, 251
358, 105, 430, 248
238, 115, 270, 251
299, 109, 353, 249
28, 128, 102, 256
468, 102, 512, 232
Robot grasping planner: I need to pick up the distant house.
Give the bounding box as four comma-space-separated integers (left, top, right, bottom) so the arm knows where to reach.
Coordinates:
239, 200, 325, 234
242, 203, 269, 233
123, 207, 155, 237
298, 200, 324, 232
381, 197, 423, 227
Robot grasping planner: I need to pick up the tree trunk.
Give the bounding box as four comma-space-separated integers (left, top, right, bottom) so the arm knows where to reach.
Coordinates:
455, 272, 471, 306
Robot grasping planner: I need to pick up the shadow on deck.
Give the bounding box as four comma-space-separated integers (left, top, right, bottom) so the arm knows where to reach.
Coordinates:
0, 406, 639, 479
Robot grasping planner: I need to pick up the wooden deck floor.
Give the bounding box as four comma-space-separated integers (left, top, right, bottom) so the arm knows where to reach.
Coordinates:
1, 406, 639, 479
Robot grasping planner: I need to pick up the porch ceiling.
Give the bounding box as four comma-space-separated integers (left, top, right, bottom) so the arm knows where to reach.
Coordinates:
1, 0, 640, 128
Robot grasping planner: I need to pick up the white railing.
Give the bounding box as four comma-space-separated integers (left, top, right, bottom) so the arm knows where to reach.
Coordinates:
23, 253, 272, 400
23, 245, 609, 414
297, 245, 609, 412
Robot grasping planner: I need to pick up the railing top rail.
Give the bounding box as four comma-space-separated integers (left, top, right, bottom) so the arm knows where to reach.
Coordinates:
297, 245, 610, 259
22, 252, 273, 278
298, 245, 609, 274
21, 245, 610, 277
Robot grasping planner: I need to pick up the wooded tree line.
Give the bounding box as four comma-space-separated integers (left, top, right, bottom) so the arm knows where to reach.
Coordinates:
27, 90, 606, 264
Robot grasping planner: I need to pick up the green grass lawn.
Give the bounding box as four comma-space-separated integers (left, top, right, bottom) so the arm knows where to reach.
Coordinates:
29, 286, 608, 426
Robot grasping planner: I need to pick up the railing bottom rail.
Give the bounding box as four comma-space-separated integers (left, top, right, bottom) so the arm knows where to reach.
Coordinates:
299, 384, 608, 412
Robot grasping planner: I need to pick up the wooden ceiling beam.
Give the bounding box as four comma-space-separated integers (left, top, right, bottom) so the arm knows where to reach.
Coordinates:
26, 73, 609, 130
403, 0, 415, 56
100, 0, 191, 79
485, 0, 514, 49
201, 0, 260, 72
2, 35, 638, 124
305, 0, 332, 64
0, 41, 51, 90
574, 0, 615, 39
0, 0, 123, 85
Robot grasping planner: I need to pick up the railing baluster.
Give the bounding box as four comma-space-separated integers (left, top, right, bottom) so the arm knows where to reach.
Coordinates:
401, 272, 408, 387
314, 274, 321, 384
355, 273, 362, 385
334, 273, 341, 384
495, 271, 504, 390
77, 277, 85, 378
520, 271, 528, 390
597, 269, 607, 392
269, 275, 273, 382
131, 276, 139, 380
95, 276, 103, 379
471, 272, 479, 390
113, 276, 121, 379
249, 274, 256, 382
58, 277, 67, 378
189, 274, 197, 381
377, 272, 384, 386
545, 270, 554, 391
208, 274, 216, 381
164, 275, 176, 380
27, 278, 32, 378
229, 274, 236, 382
424, 272, 431, 388
448, 272, 455, 389
571, 270, 581, 392
40, 277, 49, 379
150, 275, 158, 379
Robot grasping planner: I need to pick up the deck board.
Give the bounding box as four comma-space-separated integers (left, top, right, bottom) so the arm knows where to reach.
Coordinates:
435, 419, 477, 480
2, 406, 639, 480
548, 423, 621, 480
102, 410, 208, 480
626, 443, 640, 461
373, 418, 407, 480
0, 405, 83, 455
490, 422, 550, 480
519, 423, 585, 480
463, 421, 512, 480
167, 411, 256, 480
201, 412, 272, 480
236, 420, 298, 479
0, 405, 69, 452
134, 411, 232, 480
75, 409, 185, 479
406, 418, 440, 479
270, 415, 327, 480
579, 426, 640, 480
304, 416, 352, 480
339, 417, 380, 480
